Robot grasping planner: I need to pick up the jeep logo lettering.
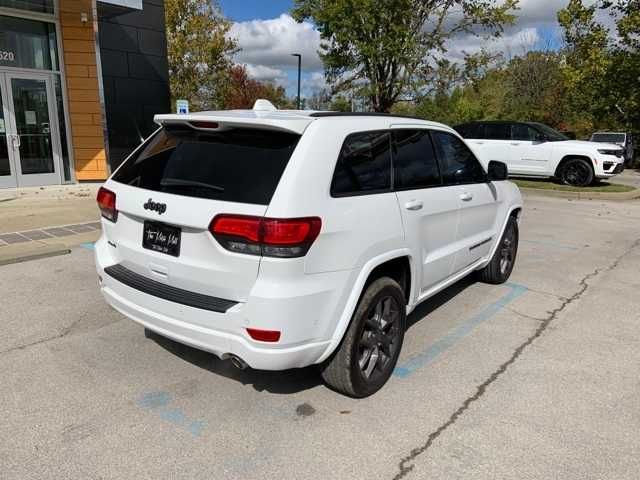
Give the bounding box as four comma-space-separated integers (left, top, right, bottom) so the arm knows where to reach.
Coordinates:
143, 199, 167, 215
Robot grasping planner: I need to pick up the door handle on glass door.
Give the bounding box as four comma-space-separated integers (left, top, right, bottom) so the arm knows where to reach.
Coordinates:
10, 134, 20, 149
405, 200, 423, 211
459, 192, 473, 202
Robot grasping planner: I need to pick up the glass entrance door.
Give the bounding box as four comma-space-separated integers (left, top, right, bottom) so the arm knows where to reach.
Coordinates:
0, 75, 18, 188
0, 71, 62, 188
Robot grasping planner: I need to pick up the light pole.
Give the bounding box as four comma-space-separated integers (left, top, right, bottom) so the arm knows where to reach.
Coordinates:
291, 53, 301, 110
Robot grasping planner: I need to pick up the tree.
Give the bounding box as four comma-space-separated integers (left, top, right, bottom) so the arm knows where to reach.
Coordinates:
165, 0, 237, 111
330, 96, 352, 112
557, 0, 613, 134
223, 65, 293, 109
307, 88, 333, 110
602, 0, 640, 131
292, 0, 518, 112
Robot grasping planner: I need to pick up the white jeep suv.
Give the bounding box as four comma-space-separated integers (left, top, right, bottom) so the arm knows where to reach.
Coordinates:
95, 102, 523, 397
455, 121, 625, 187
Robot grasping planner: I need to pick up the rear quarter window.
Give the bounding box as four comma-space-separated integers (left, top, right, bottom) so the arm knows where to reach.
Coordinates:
111, 126, 300, 205
330, 131, 392, 196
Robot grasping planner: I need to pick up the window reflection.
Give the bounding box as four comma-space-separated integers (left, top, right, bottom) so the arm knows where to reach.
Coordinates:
0, 0, 54, 14
0, 15, 59, 71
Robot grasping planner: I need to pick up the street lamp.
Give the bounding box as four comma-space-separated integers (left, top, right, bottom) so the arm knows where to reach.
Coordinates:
291, 53, 302, 110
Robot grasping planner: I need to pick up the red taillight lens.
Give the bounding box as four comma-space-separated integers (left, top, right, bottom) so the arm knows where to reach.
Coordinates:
209, 215, 321, 258
262, 218, 321, 245
211, 215, 261, 242
246, 328, 281, 342
97, 187, 117, 222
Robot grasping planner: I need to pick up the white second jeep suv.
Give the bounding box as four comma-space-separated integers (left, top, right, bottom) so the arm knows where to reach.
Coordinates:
95, 102, 522, 397
455, 121, 625, 187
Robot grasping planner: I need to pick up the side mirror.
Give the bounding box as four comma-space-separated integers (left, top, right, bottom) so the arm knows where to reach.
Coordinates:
488, 160, 508, 181
535, 133, 547, 142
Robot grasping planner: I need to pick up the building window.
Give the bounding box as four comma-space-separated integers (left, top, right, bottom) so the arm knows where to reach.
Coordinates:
0, 0, 54, 14
0, 15, 59, 71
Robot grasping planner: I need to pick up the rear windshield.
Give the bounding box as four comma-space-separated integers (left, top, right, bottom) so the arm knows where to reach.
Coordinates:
112, 126, 300, 205
591, 133, 625, 144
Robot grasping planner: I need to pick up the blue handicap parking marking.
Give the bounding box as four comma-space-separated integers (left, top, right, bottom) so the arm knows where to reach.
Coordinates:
80, 242, 95, 250
137, 391, 207, 437
394, 282, 528, 378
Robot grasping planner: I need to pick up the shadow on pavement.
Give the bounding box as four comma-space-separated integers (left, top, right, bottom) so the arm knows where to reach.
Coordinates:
150, 332, 322, 395
150, 274, 478, 394
406, 275, 476, 330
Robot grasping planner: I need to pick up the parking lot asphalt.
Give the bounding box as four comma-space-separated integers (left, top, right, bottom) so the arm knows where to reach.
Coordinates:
1, 193, 639, 480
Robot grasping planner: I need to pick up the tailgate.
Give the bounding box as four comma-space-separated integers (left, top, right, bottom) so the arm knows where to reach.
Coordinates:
100, 123, 301, 303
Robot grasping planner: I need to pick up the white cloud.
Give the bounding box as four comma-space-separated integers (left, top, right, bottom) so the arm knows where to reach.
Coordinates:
446, 27, 542, 61
303, 72, 327, 91
229, 14, 323, 71
228, 2, 618, 95
244, 64, 288, 84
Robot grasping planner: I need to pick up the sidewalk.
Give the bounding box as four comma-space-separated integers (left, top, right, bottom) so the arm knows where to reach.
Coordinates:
0, 184, 102, 265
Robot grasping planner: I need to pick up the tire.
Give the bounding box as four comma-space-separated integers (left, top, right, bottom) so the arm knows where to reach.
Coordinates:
477, 215, 519, 285
559, 158, 594, 187
321, 277, 406, 398
144, 327, 154, 339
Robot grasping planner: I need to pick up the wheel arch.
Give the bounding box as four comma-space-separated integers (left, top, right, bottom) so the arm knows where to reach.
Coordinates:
482, 205, 522, 270
554, 155, 595, 178
316, 249, 414, 364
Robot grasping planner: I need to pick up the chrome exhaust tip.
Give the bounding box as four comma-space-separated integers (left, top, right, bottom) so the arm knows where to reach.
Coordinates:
228, 355, 248, 370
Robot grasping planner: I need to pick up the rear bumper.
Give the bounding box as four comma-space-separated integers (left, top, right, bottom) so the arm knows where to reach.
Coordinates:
101, 283, 329, 370
95, 236, 350, 370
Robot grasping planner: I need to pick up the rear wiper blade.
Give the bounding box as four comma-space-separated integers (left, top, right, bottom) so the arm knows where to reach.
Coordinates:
160, 178, 225, 192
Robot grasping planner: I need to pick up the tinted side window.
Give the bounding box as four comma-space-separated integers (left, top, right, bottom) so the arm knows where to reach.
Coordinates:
112, 126, 299, 205
432, 131, 486, 185
484, 123, 510, 140
331, 131, 392, 196
511, 123, 538, 141
392, 130, 441, 189
454, 123, 480, 139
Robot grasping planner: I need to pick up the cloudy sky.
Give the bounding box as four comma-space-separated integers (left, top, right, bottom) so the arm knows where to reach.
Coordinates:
218, 0, 586, 97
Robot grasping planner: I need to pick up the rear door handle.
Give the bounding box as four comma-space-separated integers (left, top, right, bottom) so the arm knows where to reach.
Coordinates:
459, 192, 473, 202
404, 200, 423, 211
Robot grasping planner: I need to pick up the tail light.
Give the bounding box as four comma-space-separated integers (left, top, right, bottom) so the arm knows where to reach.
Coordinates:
210, 215, 321, 258
97, 187, 118, 222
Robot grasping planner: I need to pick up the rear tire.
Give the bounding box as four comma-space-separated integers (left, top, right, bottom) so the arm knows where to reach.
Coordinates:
477, 216, 519, 284
144, 327, 154, 339
321, 277, 406, 398
559, 158, 594, 187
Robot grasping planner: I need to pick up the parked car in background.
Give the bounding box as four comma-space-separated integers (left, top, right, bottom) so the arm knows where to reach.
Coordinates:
95, 101, 523, 397
454, 121, 625, 187
590, 132, 634, 166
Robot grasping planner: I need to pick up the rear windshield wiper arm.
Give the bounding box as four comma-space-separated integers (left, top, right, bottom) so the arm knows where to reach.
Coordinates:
160, 178, 225, 192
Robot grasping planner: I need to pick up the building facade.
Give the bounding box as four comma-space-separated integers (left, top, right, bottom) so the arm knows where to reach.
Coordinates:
0, 0, 169, 189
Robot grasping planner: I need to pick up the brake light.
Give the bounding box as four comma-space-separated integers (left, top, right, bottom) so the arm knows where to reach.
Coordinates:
209, 215, 321, 258
246, 328, 281, 342
97, 187, 117, 222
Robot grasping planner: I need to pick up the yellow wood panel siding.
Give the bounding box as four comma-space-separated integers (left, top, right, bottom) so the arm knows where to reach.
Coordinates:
68, 89, 99, 102
60, 0, 108, 181
75, 148, 106, 161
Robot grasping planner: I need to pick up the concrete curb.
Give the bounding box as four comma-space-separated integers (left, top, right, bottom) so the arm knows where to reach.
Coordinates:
0, 244, 71, 266
520, 186, 640, 201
